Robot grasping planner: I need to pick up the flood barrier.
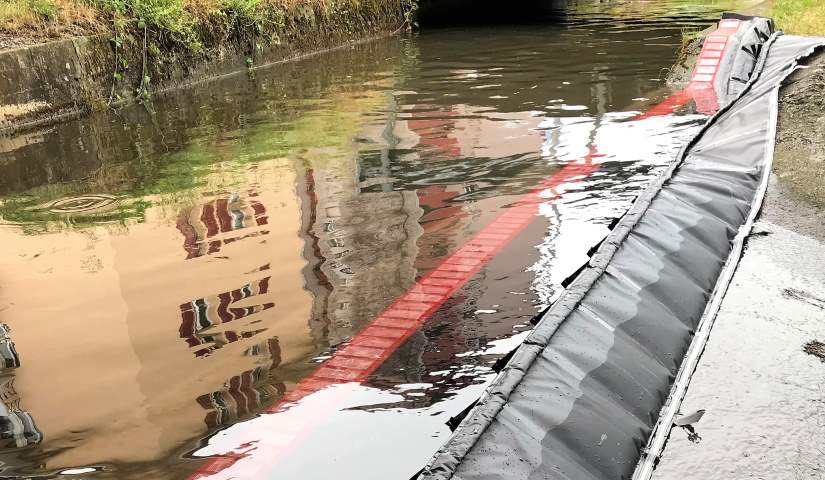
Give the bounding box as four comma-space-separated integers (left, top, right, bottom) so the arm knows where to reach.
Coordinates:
187, 46, 715, 480
416, 18, 825, 480
185, 14, 805, 480
190, 15, 766, 480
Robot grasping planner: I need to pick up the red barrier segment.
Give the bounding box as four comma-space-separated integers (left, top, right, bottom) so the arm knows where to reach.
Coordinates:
633, 88, 693, 120
283, 155, 599, 399
635, 18, 741, 120
689, 18, 742, 114
190, 19, 745, 479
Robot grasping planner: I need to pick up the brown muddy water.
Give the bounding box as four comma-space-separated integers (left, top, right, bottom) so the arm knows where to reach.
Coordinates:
0, 1, 755, 479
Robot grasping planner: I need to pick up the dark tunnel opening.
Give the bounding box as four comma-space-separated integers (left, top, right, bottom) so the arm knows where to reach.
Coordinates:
416, 0, 570, 26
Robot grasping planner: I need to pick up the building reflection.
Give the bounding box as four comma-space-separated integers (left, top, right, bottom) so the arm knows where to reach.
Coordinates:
176, 194, 269, 260
179, 275, 274, 357
0, 325, 42, 450
197, 337, 286, 428
177, 93, 551, 436
301, 166, 423, 348
0, 376, 42, 450
0, 101, 605, 476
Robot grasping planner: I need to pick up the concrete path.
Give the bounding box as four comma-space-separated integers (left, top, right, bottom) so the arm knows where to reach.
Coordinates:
653, 175, 825, 479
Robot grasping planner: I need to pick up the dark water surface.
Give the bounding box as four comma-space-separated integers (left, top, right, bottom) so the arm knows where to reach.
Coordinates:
0, 1, 750, 478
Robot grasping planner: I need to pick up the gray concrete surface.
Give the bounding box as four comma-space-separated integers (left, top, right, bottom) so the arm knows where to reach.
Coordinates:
652, 177, 825, 479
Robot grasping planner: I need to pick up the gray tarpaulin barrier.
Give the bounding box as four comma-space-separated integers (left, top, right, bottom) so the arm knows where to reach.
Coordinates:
716, 14, 773, 103
416, 23, 825, 480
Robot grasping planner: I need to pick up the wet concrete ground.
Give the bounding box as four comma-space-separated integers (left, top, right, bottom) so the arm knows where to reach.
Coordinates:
654, 53, 825, 480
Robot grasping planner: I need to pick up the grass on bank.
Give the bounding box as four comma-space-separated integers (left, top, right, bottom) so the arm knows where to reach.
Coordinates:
0, 0, 99, 33
772, 0, 825, 36
0, 0, 58, 25
1, 0, 411, 52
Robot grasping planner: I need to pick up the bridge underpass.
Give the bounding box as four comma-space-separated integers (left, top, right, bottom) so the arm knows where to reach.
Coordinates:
417, 0, 570, 25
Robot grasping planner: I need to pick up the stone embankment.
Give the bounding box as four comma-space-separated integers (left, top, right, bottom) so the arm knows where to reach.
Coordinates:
0, 1, 406, 133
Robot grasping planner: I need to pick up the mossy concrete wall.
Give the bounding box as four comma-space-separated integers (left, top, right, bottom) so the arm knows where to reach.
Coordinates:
0, 36, 107, 132
0, 1, 404, 134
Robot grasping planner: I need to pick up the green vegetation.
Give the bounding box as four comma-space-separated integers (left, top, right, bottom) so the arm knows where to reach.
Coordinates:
1, 0, 411, 50
1, 0, 409, 105
0, 0, 57, 24
0, 0, 57, 22
773, 0, 825, 35
0, 0, 104, 35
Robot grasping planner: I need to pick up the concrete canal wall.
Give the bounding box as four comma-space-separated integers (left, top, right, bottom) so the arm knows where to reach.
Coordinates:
0, 1, 406, 134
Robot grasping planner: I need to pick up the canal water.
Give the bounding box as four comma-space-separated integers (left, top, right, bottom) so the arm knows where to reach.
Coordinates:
0, 1, 753, 478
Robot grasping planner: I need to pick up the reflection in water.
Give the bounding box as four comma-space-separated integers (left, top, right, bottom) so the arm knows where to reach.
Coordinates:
46, 194, 119, 214
197, 337, 286, 429
0, 376, 42, 450
304, 169, 423, 347
0, 326, 42, 451
179, 275, 274, 357
176, 194, 269, 260
0, 1, 749, 478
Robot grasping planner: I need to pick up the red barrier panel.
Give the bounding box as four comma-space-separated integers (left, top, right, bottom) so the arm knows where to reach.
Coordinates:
689, 18, 743, 114
635, 18, 741, 119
